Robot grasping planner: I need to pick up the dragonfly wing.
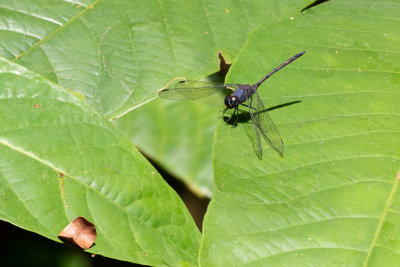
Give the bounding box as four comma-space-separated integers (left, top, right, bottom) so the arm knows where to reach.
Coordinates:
158, 80, 235, 108
249, 92, 284, 157
243, 120, 262, 160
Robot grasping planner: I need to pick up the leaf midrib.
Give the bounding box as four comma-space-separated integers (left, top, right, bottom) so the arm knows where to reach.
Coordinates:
363, 176, 399, 266
11, 0, 102, 63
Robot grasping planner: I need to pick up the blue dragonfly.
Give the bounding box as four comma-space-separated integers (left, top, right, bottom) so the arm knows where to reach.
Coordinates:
158, 51, 305, 159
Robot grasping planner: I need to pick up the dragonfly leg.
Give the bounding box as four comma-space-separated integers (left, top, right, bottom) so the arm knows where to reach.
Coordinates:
220, 107, 229, 118
224, 108, 233, 123
242, 103, 258, 113
233, 107, 240, 126
226, 107, 239, 128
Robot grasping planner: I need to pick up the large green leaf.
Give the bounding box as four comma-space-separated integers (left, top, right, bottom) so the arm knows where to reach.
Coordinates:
200, 0, 400, 266
0, 58, 200, 267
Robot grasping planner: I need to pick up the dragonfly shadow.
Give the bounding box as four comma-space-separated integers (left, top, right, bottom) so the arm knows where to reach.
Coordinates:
265, 100, 302, 113
223, 100, 302, 127
222, 111, 251, 127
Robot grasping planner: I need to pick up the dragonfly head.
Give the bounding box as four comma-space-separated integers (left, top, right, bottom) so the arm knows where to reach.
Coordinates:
224, 95, 240, 109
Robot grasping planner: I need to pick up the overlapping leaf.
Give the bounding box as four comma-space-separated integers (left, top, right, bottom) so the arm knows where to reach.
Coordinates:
200, 0, 400, 265
0, 58, 200, 266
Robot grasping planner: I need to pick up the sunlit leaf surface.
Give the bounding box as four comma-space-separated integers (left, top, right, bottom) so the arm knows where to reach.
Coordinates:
200, 1, 400, 266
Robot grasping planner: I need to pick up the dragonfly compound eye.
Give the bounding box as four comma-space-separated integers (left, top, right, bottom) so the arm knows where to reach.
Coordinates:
224, 96, 239, 108
224, 95, 232, 108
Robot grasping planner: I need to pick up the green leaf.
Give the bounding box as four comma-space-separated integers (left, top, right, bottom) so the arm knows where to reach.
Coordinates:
0, 57, 200, 267
200, 0, 400, 266
195, 0, 310, 62
3, 0, 218, 118
114, 99, 217, 198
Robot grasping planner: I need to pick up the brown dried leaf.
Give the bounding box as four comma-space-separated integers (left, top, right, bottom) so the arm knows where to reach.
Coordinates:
58, 216, 97, 249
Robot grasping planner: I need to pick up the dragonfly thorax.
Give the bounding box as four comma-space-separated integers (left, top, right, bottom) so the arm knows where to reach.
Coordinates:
224, 95, 240, 108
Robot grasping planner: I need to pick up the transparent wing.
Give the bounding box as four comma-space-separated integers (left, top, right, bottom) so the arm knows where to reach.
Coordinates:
158, 80, 236, 108
248, 92, 284, 157
243, 121, 262, 159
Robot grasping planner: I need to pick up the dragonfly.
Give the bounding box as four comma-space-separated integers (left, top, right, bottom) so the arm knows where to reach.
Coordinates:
158, 51, 305, 159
